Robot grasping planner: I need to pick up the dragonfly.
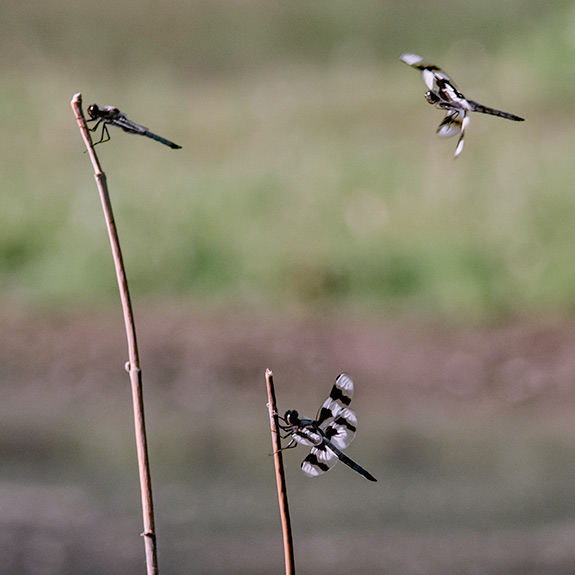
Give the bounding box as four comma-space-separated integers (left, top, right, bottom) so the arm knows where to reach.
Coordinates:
400, 53, 524, 158
86, 104, 182, 149
279, 373, 377, 482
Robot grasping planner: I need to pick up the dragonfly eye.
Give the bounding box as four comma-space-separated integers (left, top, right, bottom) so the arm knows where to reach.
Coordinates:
87, 104, 98, 118
425, 91, 440, 105
284, 410, 299, 425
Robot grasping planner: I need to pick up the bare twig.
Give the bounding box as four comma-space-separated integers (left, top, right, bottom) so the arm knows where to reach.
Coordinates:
70, 93, 159, 575
265, 369, 296, 575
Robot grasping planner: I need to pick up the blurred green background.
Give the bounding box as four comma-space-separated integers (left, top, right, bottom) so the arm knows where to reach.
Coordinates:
2, 0, 574, 316
3, 0, 575, 573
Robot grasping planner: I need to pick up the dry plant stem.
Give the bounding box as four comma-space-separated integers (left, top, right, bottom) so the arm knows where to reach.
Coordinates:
70, 93, 159, 575
265, 369, 296, 575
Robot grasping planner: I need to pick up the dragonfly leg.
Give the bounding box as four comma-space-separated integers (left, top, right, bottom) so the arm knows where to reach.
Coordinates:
276, 415, 291, 431
86, 118, 102, 132
91, 124, 111, 147
269, 437, 298, 457
279, 438, 298, 451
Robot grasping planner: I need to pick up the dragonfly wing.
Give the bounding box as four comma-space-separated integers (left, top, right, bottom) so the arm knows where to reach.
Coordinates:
400, 53, 426, 68
400, 53, 458, 92
316, 373, 354, 428
109, 115, 181, 147
110, 115, 150, 135
437, 110, 464, 138
437, 110, 469, 158
401, 53, 471, 115
301, 443, 339, 477
400, 53, 437, 90
324, 407, 357, 450
108, 116, 181, 148
454, 114, 470, 158
434, 76, 467, 107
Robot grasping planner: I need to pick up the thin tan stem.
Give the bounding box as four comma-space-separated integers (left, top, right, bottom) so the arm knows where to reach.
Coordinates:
265, 369, 296, 575
70, 93, 159, 575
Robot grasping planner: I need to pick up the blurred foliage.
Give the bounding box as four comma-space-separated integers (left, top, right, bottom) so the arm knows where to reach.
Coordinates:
0, 0, 575, 317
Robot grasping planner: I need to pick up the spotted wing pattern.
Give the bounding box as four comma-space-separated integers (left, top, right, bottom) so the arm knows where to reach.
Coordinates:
400, 53, 524, 158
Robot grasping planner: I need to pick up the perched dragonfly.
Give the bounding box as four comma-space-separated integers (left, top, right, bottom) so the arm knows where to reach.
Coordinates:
86, 104, 182, 149
279, 373, 377, 482
400, 53, 524, 158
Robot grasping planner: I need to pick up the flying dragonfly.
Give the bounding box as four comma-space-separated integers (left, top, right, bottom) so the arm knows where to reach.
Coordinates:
279, 373, 377, 482
400, 53, 524, 158
87, 104, 182, 149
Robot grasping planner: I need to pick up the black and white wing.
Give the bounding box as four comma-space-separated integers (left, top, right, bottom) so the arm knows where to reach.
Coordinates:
315, 372, 354, 428
301, 442, 340, 477
400, 53, 468, 111
437, 109, 470, 159
301, 405, 358, 477
301, 374, 364, 478
300, 374, 354, 477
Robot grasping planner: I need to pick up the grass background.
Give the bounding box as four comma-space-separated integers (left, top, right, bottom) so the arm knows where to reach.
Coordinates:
0, 0, 574, 317
2, 0, 575, 573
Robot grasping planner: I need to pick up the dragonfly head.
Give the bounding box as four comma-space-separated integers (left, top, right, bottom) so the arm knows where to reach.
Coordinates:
87, 104, 100, 119
284, 410, 300, 426
425, 91, 440, 106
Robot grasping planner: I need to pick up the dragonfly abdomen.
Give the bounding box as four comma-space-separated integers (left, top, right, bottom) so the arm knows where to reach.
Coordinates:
323, 439, 377, 482
467, 100, 525, 121
143, 130, 182, 149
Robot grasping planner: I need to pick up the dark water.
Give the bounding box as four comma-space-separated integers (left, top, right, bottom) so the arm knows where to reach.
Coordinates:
2, 310, 575, 573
